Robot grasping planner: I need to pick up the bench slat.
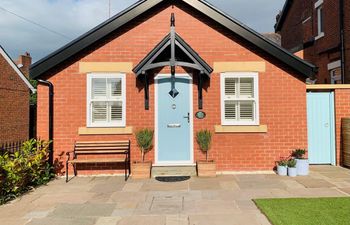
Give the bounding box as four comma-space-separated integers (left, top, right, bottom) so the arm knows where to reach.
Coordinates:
75, 143, 129, 146
69, 158, 126, 163
75, 141, 129, 144
75, 146, 129, 150
75, 150, 128, 154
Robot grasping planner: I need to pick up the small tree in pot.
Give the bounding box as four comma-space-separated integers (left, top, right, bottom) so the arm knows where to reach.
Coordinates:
133, 128, 153, 179
291, 149, 309, 176
196, 129, 216, 177
287, 159, 297, 177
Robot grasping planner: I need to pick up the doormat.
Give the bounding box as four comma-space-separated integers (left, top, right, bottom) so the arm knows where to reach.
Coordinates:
155, 176, 191, 182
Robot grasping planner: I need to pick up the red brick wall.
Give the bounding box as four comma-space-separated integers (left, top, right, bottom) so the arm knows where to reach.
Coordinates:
279, 1, 313, 51
37, 2, 307, 175
279, 0, 343, 84
0, 54, 30, 143
334, 89, 350, 165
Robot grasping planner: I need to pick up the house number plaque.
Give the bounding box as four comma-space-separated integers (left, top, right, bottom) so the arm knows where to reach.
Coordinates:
195, 111, 206, 119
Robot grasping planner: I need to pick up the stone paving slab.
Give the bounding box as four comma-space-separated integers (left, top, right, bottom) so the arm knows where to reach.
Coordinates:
188, 213, 268, 225
31, 192, 96, 208
116, 215, 166, 225
0, 166, 350, 225
121, 182, 143, 192
141, 180, 189, 192
339, 187, 350, 195
166, 215, 189, 225
48, 203, 116, 218
294, 177, 335, 188
95, 216, 122, 225
27, 217, 96, 225
237, 179, 286, 190
0, 218, 31, 225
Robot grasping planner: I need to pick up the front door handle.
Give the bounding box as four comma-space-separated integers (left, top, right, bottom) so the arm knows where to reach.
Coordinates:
183, 113, 190, 123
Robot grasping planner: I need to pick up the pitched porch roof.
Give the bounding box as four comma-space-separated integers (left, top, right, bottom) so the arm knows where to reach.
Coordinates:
133, 14, 213, 77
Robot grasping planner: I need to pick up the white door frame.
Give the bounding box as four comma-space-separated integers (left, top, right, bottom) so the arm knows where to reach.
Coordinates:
154, 73, 194, 166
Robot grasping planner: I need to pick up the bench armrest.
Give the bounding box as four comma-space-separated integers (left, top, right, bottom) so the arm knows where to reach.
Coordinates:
66, 151, 74, 161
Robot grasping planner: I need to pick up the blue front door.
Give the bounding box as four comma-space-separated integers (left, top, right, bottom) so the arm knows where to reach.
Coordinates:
156, 75, 192, 164
307, 92, 336, 165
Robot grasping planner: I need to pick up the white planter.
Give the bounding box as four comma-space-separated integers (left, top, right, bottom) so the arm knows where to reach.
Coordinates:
288, 167, 297, 177
277, 165, 287, 176
296, 159, 309, 176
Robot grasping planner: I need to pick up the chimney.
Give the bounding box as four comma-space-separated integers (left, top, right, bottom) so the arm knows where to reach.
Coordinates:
16, 52, 32, 79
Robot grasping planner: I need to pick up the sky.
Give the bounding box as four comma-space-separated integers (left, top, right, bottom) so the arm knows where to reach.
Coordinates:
0, 0, 285, 62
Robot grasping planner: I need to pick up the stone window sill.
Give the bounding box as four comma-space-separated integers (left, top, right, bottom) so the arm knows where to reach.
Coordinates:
315, 32, 324, 41
78, 127, 133, 135
214, 125, 267, 133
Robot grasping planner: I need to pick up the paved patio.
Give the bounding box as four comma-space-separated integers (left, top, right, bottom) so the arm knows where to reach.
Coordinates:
1, 166, 350, 225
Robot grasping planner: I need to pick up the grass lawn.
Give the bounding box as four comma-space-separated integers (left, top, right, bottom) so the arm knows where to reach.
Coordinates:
254, 197, 350, 225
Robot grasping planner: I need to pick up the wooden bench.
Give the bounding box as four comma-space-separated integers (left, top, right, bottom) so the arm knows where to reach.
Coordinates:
66, 140, 130, 182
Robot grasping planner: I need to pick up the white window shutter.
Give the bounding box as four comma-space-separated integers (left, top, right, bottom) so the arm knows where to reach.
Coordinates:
110, 101, 123, 121
239, 101, 254, 121
92, 78, 107, 99
224, 100, 237, 120
109, 78, 122, 97
92, 102, 107, 122
221, 73, 259, 125
225, 78, 237, 96
239, 78, 254, 98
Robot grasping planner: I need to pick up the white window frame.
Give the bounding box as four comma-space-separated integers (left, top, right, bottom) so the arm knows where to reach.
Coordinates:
86, 73, 126, 128
220, 72, 259, 126
315, 0, 325, 40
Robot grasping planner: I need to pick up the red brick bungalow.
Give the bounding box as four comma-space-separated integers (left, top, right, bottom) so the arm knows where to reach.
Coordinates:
30, 0, 317, 176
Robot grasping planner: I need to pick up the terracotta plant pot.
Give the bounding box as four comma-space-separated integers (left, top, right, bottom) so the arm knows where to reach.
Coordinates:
132, 161, 152, 179
197, 160, 216, 177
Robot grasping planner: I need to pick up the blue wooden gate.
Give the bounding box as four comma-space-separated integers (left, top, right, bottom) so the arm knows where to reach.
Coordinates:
307, 92, 336, 165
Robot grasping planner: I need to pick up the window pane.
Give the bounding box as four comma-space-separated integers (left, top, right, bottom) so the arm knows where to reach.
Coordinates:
92, 78, 106, 99
224, 100, 237, 120
240, 78, 254, 98
225, 78, 237, 96
109, 78, 122, 97
319, 7, 324, 33
110, 101, 123, 121
239, 101, 254, 121
92, 101, 107, 122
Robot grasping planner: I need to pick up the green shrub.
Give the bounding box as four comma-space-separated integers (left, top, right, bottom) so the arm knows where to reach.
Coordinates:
291, 149, 306, 159
277, 159, 288, 167
288, 159, 297, 168
196, 130, 212, 161
0, 139, 54, 204
135, 129, 153, 162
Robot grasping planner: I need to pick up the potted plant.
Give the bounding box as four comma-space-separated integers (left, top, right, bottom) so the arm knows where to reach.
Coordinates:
196, 129, 216, 177
276, 159, 288, 176
287, 159, 297, 177
291, 149, 309, 176
132, 128, 153, 179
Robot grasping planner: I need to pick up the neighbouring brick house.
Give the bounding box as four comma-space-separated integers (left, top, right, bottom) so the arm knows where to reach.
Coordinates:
30, 0, 319, 175
275, 0, 350, 84
0, 46, 35, 143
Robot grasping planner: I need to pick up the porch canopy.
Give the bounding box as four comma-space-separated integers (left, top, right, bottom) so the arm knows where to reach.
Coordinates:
133, 13, 213, 110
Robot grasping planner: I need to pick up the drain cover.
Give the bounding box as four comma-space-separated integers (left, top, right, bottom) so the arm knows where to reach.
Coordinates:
155, 176, 191, 182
